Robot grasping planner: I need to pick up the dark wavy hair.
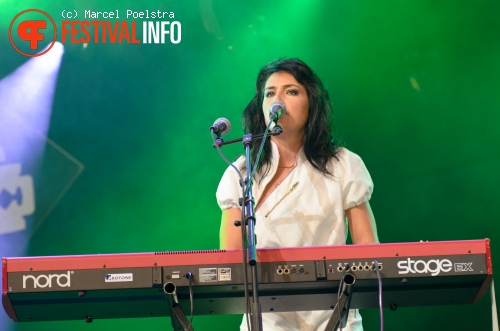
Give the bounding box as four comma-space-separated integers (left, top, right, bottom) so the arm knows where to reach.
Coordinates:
243, 58, 342, 177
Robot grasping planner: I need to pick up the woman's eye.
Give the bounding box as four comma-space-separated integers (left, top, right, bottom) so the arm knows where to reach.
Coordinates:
287, 89, 299, 96
265, 91, 275, 98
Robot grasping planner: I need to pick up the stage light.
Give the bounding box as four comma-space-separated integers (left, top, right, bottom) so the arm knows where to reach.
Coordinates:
0, 42, 65, 330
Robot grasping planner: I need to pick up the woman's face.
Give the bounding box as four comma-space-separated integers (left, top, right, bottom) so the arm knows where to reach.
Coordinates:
262, 71, 309, 136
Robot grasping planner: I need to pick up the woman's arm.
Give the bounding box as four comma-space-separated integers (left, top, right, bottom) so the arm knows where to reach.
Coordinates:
219, 208, 245, 249
347, 201, 379, 244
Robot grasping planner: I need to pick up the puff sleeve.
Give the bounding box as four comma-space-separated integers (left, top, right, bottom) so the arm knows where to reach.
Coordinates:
336, 148, 373, 210
216, 156, 246, 210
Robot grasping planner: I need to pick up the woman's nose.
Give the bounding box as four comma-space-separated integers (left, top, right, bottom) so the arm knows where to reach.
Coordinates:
272, 91, 284, 103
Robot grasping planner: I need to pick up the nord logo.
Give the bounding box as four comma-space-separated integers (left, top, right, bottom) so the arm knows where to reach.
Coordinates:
22, 271, 71, 288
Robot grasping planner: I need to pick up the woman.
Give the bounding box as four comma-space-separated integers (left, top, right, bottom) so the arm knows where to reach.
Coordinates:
216, 58, 378, 331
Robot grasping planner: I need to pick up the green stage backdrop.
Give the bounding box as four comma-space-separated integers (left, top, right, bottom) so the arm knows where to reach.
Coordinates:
1, 0, 499, 330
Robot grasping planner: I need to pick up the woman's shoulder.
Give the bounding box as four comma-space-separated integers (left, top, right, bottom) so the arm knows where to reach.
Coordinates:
331, 146, 363, 162
328, 147, 369, 174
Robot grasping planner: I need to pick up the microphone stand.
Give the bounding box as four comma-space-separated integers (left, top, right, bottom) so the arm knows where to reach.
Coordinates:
213, 126, 282, 148
242, 133, 262, 331
213, 125, 282, 331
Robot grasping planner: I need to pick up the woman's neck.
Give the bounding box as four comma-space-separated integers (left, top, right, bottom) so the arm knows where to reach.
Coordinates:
271, 134, 303, 167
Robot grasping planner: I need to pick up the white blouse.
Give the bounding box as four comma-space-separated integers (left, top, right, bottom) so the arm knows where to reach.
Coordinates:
217, 141, 373, 248
216, 141, 373, 330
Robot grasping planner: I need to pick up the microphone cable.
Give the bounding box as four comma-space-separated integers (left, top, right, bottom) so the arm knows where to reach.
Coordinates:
248, 118, 275, 187
337, 263, 349, 331
373, 260, 384, 331
186, 272, 194, 330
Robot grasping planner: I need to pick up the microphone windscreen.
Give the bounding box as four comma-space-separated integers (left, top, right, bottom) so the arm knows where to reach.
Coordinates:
212, 117, 231, 135
269, 101, 286, 119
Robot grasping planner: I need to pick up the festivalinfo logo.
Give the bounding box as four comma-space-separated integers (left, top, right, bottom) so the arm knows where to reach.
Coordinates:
9, 8, 181, 57
8, 9, 57, 57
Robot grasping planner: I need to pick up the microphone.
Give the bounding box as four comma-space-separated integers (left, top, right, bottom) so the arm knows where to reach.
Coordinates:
211, 118, 231, 135
269, 101, 286, 121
